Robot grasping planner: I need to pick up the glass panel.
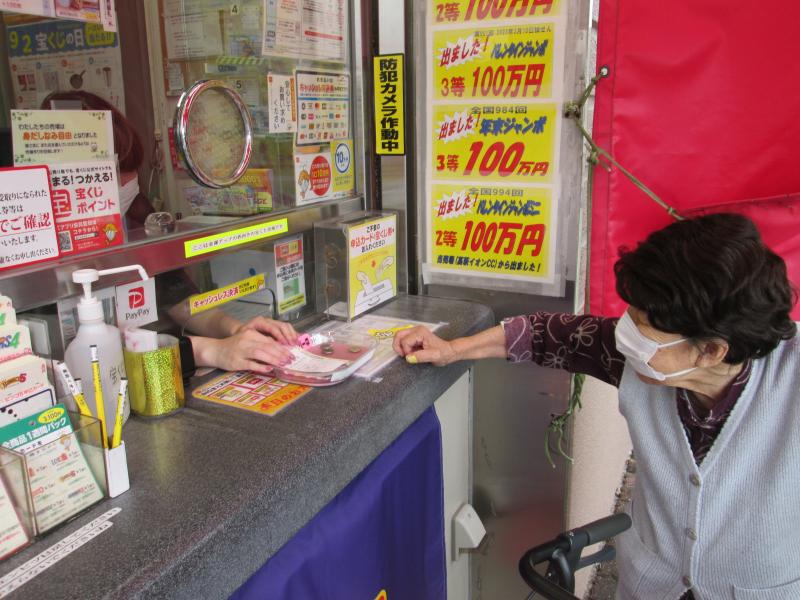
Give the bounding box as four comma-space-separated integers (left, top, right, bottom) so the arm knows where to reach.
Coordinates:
157, 0, 357, 216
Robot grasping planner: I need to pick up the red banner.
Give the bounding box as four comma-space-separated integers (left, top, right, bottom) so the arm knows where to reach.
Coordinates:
590, 0, 800, 318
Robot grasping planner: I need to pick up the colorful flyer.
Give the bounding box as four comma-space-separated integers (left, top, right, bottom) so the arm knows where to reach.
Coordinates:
7, 20, 125, 111
0, 404, 103, 533
431, 103, 556, 183
428, 183, 553, 281
433, 23, 554, 101
49, 160, 123, 256
0, 0, 117, 29
11, 109, 114, 166
0, 166, 60, 271
267, 73, 297, 133
295, 71, 350, 145
274, 235, 306, 314
432, 0, 560, 24
294, 141, 354, 205
192, 371, 311, 416
347, 215, 397, 319
185, 168, 273, 216
54, 0, 101, 23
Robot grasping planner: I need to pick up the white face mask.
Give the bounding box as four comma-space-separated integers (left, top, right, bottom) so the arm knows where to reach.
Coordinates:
614, 310, 697, 381
119, 177, 140, 215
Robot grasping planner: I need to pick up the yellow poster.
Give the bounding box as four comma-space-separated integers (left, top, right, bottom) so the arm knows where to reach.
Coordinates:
347, 215, 397, 319
433, 23, 554, 101
430, 183, 552, 280
432, 103, 556, 184
432, 0, 560, 24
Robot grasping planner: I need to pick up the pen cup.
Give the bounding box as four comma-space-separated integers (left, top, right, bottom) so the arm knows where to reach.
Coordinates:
123, 334, 185, 418
104, 441, 130, 498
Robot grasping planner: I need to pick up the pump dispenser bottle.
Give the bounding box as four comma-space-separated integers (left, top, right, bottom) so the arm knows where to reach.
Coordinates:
64, 265, 149, 431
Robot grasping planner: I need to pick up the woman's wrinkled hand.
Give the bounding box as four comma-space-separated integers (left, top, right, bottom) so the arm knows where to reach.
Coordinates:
392, 326, 457, 367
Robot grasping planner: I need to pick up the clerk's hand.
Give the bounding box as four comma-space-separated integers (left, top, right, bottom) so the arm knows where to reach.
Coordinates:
193, 328, 294, 375
393, 326, 456, 367
232, 316, 299, 346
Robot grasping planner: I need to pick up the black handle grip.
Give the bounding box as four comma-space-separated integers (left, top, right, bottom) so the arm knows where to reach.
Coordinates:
572, 513, 631, 546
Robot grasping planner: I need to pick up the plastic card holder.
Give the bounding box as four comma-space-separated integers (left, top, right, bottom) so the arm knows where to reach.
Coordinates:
0, 410, 107, 539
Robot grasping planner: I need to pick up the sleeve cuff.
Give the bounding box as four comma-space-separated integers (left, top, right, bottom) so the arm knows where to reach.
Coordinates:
501, 315, 532, 363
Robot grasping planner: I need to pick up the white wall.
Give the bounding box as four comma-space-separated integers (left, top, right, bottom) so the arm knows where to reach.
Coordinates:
566, 375, 631, 597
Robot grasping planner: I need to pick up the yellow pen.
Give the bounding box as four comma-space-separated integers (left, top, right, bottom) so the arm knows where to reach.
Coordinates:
56, 361, 92, 416
111, 379, 127, 449
89, 345, 108, 449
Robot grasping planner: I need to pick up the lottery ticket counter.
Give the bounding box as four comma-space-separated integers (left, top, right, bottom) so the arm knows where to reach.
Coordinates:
0, 294, 491, 599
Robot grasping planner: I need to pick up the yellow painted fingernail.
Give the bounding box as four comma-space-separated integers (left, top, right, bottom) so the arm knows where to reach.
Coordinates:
406, 355, 418, 364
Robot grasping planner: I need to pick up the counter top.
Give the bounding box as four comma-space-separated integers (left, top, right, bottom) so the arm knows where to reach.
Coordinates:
0, 295, 493, 600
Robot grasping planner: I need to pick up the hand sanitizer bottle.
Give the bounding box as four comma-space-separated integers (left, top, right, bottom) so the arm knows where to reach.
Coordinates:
64, 265, 149, 431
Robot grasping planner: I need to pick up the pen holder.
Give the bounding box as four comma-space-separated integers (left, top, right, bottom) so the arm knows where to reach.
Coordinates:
124, 334, 185, 418
104, 441, 129, 498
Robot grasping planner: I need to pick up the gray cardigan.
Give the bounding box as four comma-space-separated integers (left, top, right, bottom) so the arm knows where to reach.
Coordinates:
615, 333, 800, 599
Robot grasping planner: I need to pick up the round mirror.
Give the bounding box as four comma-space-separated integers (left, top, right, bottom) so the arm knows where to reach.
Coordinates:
173, 80, 253, 188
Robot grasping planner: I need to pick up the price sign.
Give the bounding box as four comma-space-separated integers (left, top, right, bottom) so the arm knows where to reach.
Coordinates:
433, 0, 560, 24
430, 183, 553, 280
434, 23, 554, 101
432, 103, 556, 183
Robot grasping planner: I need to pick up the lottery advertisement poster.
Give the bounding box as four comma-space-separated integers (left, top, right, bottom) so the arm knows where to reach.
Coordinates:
429, 183, 554, 282
426, 0, 566, 288
432, 103, 557, 184
432, 0, 560, 24
433, 23, 555, 101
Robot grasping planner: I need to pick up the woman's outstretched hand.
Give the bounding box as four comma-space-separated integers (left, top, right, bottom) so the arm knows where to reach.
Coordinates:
393, 326, 457, 366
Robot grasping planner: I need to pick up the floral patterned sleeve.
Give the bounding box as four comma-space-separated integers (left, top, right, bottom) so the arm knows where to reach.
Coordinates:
501, 312, 625, 387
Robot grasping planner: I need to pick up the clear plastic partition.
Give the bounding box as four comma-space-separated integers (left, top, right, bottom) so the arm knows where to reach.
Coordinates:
151, 0, 361, 218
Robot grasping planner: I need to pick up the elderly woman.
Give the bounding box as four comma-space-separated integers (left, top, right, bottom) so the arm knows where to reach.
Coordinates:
394, 213, 798, 599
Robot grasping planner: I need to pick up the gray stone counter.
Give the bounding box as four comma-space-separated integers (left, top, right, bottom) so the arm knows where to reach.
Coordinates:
0, 295, 493, 600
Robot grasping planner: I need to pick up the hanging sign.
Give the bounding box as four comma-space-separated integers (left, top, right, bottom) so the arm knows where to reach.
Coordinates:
429, 183, 553, 281
0, 166, 60, 271
373, 54, 405, 155
433, 0, 560, 24
433, 23, 554, 101
432, 103, 556, 183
